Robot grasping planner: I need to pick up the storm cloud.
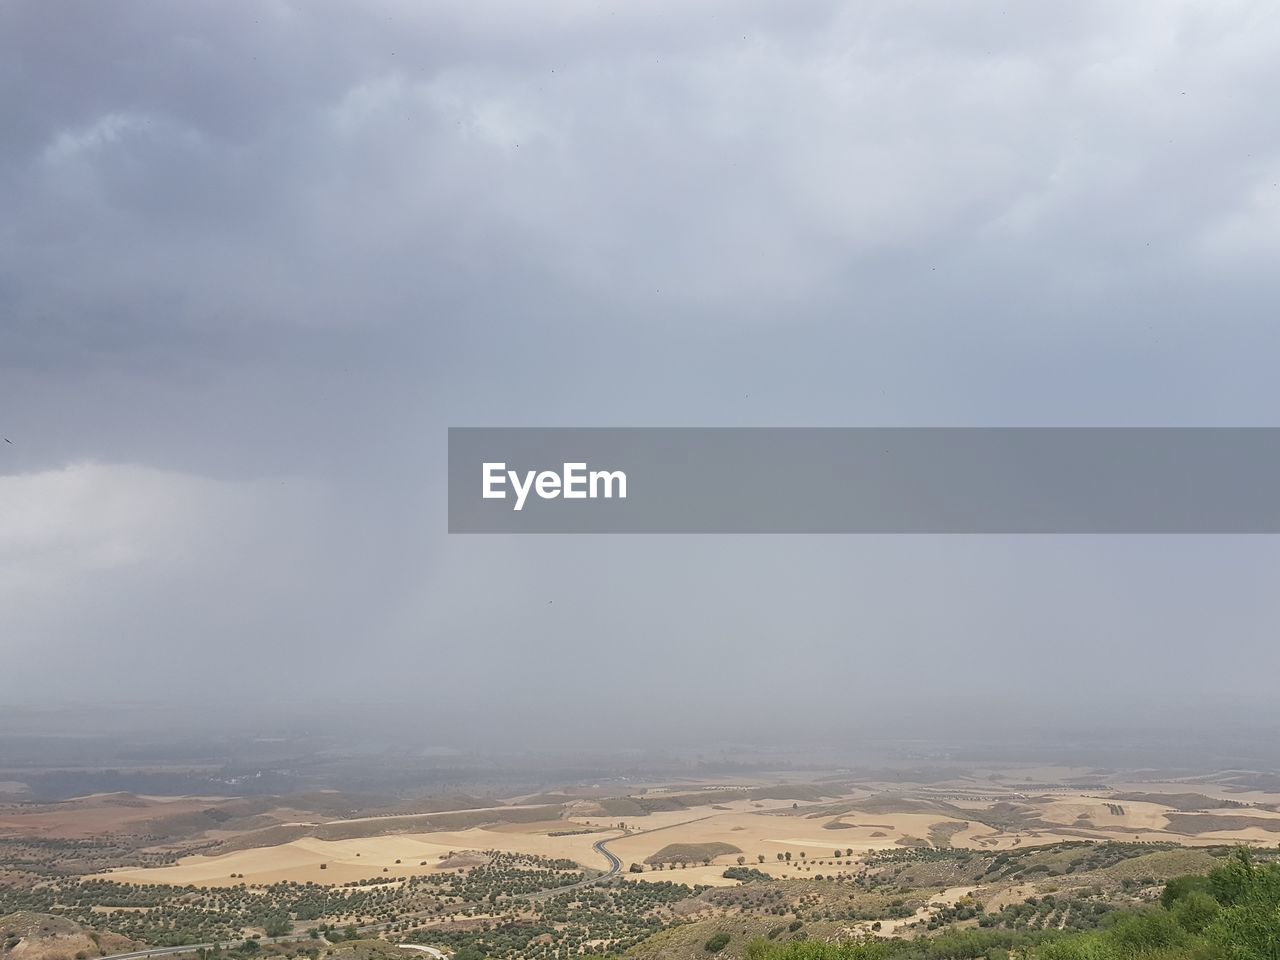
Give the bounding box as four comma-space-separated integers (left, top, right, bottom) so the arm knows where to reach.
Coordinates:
2, 1, 1279, 743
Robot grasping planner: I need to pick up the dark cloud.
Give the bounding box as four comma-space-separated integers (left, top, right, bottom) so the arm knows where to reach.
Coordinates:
2, 0, 1279, 742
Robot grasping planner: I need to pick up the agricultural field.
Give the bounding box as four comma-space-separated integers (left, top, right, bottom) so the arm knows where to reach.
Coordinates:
4, 760, 1280, 960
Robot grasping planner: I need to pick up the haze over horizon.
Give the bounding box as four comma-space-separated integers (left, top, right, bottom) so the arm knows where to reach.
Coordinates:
4, 1, 1280, 745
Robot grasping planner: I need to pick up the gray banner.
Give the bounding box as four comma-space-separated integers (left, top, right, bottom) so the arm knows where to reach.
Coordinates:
447, 428, 1280, 533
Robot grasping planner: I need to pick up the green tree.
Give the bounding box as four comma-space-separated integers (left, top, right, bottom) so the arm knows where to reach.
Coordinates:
1162, 874, 1213, 908
1173, 892, 1219, 934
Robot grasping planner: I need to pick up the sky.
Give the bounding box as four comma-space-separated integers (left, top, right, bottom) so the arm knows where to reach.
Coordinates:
3, 1, 1280, 746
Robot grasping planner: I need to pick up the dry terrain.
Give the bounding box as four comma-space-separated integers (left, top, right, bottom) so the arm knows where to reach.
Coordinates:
15, 771, 1267, 888
5, 761, 1280, 960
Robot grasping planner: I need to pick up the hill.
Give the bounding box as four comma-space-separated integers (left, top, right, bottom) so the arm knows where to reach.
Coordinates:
0, 912, 137, 960
321, 940, 409, 960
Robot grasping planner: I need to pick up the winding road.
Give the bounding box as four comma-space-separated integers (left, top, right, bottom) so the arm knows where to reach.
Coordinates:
590, 834, 623, 879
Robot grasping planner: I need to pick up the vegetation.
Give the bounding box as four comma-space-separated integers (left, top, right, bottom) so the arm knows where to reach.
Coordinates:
738, 848, 1280, 960
723, 867, 773, 882
705, 932, 732, 952
646, 843, 743, 866
0, 852, 587, 947
8, 777, 1280, 960
402, 877, 702, 958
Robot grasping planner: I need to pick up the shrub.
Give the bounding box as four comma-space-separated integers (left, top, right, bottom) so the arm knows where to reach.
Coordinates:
705, 932, 731, 953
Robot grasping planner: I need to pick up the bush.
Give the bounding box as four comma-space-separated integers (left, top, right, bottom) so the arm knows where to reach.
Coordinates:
1105, 910, 1187, 955
1161, 874, 1212, 909
1172, 892, 1219, 934
723, 867, 771, 882
705, 932, 731, 953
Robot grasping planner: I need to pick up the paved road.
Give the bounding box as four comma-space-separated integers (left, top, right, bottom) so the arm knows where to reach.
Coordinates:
98, 934, 303, 960
591, 835, 622, 878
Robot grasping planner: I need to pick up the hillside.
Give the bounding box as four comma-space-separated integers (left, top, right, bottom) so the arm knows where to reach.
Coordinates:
320, 941, 409, 960
0, 913, 137, 960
